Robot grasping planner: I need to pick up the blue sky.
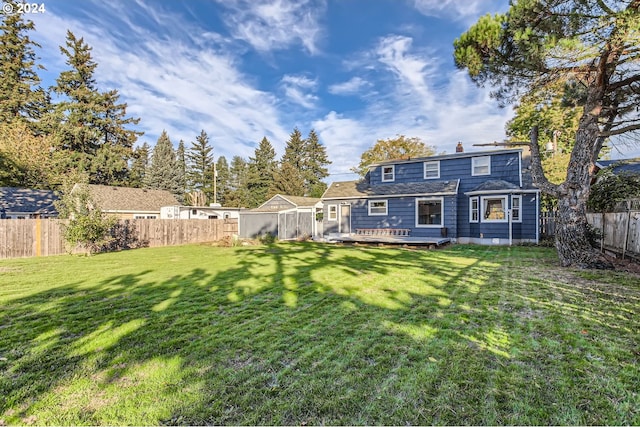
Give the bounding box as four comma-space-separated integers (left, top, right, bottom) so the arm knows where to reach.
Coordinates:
27, 0, 638, 180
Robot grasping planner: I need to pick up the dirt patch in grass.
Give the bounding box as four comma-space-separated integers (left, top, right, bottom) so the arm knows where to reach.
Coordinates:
607, 255, 640, 275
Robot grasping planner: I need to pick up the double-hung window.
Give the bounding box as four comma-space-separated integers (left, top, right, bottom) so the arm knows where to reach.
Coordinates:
482, 196, 507, 222
511, 195, 522, 222
424, 161, 440, 179
472, 156, 491, 176
416, 197, 443, 227
328, 205, 338, 221
382, 165, 395, 182
470, 196, 479, 223
368, 200, 388, 216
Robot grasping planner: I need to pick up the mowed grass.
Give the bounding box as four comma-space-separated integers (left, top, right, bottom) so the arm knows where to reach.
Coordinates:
0, 242, 638, 425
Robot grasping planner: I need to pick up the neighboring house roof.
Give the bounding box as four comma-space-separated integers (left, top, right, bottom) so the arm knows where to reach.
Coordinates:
322, 179, 460, 200
0, 187, 59, 215
596, 159, 640, 175
251, 194, 322, 212
78, 184, 179, 212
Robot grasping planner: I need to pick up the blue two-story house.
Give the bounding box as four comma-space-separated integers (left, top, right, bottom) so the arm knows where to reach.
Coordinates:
321, 146, 540, 245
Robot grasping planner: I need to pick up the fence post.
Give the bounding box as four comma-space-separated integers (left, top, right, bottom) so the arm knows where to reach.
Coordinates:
622, 200, 631, 259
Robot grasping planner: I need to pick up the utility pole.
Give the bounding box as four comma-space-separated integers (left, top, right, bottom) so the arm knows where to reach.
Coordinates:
213, 163, 217, 204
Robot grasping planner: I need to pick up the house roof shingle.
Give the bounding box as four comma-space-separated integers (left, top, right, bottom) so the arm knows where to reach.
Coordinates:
322, 179, 460, 200
0, 187, 59, 215
596, 159, 640, 175
467, 180, 520, 194
80, 184, 179, 212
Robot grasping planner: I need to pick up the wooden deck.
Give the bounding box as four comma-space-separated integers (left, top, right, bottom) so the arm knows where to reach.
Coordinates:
324, 233, 451, 247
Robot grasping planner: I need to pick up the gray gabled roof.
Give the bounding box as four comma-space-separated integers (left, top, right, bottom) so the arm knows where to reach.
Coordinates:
251, 194, 322, 212
322, 179, 460, 200
596, 159, 640, 175
0, 187, 59, 215
79, 184, 179, 212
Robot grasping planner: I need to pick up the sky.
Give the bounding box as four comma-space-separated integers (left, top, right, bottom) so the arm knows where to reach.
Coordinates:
23, 0, 640, 181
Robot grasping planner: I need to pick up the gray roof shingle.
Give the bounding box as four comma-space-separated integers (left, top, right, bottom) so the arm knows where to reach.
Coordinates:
322, 179, 460, 199
467, 180, 520, 193
597, 159, 640, 175
0, 187, 59, 215
80, 184, 179, 212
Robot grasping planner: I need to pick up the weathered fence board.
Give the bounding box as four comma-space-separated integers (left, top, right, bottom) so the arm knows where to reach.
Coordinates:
587, 211, 640, 258
0, 219, 238, 259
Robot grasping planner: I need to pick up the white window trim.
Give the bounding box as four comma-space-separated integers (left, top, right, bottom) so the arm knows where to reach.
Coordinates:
368, 199, 388, 216
481, 196, 508, 223
469, 196, 479, 223
423, 161, 440, 179
381, 165, 395, 182
328, 205, 338, 221
472, 156, 491, 176
415, 197, 444, 228
511, 195, 522, 223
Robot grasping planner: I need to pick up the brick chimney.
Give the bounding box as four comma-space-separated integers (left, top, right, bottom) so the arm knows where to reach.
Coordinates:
456, 142, 464, 153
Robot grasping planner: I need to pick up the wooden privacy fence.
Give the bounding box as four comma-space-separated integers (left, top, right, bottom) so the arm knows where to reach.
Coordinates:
0, 218, 238, 259
540, 207, 640, 260
587, 210, 640, 259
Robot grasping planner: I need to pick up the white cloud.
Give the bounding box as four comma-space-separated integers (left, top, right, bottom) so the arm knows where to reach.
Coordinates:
313, 111, 374, 179
375, 35, 436, 104
328, 77, 371, 96
280, 74, 319, 108
217, 0, 326, 55
30, 4, 291, 161
411, 0, 507, 22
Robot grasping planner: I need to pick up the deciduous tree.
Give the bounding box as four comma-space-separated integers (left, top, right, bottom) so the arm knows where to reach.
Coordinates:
352, 135, 437, 177
454, 0, 640, 268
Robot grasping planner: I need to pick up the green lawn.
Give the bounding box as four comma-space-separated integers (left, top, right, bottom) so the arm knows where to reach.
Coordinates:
0, 243, 638, 425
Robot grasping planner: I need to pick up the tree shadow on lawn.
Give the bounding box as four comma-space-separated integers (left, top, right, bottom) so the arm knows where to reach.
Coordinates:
0, 243, 638, 425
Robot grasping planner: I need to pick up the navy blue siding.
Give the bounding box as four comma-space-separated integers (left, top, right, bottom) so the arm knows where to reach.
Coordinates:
369, 152, 521, 189
328, 151, 538, 241
324, 196, 457, 238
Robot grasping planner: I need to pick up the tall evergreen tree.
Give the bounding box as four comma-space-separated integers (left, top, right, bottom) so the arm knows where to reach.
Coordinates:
269, 161, 305, 197
186, 130, 215, 202
215, 156, 230, 206
303, 129, 331, 197
281, 127, 306, 170
129, 142, 150, 188
145, 130, 181, 197
175, 140, 187, 198
247, 136, 277, 207
49, 31, 140, 185
225, 155, 250, 207
0, 3, 48, 125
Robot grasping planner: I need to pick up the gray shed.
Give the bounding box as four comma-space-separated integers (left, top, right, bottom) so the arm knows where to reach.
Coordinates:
239, 194, 323, 240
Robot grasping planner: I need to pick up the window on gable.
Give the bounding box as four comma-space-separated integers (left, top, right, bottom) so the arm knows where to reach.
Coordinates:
328, 205, 338, 221
368, 200, 388, 216
472, 156, 491, 176
511, 195, 521, 222
424, 161, 440, 179
470, 196, 479, 223
416, 198, 443, 227
382, 165, 395, 182
482, 196, 507, 222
